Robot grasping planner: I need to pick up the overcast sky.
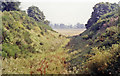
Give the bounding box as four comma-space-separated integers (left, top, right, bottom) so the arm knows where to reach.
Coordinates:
19, 0, 119, 25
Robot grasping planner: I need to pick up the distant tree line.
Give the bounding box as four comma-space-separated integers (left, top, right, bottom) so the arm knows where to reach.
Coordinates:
49, 23, 85, 29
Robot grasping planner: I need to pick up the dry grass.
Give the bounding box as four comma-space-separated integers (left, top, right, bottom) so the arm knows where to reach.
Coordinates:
54, 29, 86, 36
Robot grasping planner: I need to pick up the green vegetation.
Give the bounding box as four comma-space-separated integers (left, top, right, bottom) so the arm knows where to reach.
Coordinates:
27, 6, 45, 22
1, 1, 120, 75
85, 2, 118, 29
1, 0, 21, 12
1, 1, 70, 74
67, 2, 120, 75
3, 38, 70, 74
2, 11, 53, 57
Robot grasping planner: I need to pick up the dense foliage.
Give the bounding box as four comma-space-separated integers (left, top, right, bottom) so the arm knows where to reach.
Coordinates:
1, 1, 120, 75
2, 10, 55, 58
85, 2, 118, 29
67, 2, 120, 75
2, 9, 69, 74
27, 6, 45, 22
0, 0, 21, 12
1, 0, 71, 73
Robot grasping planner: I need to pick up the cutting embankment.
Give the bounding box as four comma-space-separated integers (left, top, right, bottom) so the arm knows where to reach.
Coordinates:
66, 2, 120, 75
1, 11, 70, 74
1, 1, 120, 75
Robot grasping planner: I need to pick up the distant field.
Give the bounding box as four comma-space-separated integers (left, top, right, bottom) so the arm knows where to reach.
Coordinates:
54, 29, 86, 36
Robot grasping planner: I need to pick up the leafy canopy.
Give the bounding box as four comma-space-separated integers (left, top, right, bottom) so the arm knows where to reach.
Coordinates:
27, 6, 45, 22
1, 0, 21, 12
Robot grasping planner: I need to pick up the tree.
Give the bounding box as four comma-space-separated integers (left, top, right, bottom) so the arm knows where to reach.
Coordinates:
44, 20, 50, 25
27, 6, 45, 22
0, 1, 2, 11
85, 2, 118, 29
1, 0, 21, 12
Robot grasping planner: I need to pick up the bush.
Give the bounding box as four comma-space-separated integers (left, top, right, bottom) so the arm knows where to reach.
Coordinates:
82, 35, 89, 40
88, 32, 94, 39
88, 39, 93, 45
23, 31, 33, 44
24, 37, 32, 44
0, 51, 7, 57
41, 32, 44, 35
106, 26, 118, 35
85, 43, 120, 75
2, 43, 21, 58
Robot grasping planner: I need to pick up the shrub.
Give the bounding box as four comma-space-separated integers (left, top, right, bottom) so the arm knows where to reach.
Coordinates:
2, 43, 21, 58
24, 37, 32, 44
82, 35, 89, 40
41, 32, 44, 35
88, 39, 93, 45
88, 32, 94, 39
85, 43, 120, 75
23, 31, 33, 44
101, 39, 112, 47
106, 26, 118, 35
0, 51, 7, 57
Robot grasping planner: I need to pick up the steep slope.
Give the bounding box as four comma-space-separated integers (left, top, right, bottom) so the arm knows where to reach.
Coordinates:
67, 2, 120, 74
85, 2, 118, 29
2, 11, 58, 57
1, 11, 70, 74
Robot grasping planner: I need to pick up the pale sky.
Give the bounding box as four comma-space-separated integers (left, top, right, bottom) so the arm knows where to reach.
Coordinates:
20, 0, 119, 25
